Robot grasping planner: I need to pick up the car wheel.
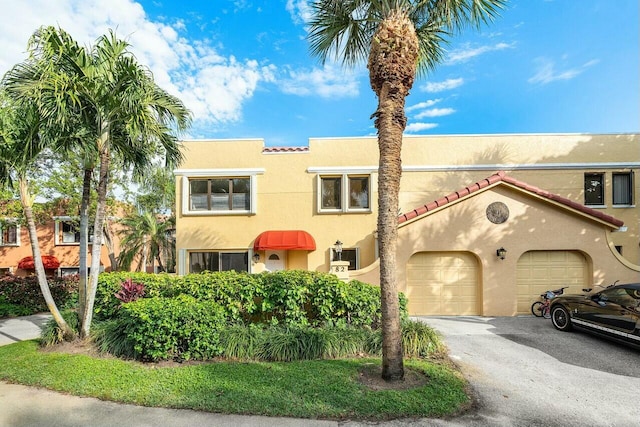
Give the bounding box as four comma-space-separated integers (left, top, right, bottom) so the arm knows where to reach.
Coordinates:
531, 301, 544, 317
551, 305, 572, 332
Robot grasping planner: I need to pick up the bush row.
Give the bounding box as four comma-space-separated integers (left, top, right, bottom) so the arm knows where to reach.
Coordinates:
93, 315, 443, 362
94, 271, 408, 329
0, 275, 77, 317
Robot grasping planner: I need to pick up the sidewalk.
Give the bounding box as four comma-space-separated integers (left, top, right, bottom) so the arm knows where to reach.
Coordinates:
0, 313, 51, 346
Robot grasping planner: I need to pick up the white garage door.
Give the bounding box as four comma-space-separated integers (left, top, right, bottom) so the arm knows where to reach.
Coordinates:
516, 250, 588, 315
406, 252, 480, 315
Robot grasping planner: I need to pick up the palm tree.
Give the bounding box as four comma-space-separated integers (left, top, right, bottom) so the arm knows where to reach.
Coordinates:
0, 93, 75, 340
307, 0, 505, 380
118, 212, 175, 273
3, 26, 191, 338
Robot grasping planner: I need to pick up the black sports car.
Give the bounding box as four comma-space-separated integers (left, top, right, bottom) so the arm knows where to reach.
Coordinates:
550, 283, 640, 347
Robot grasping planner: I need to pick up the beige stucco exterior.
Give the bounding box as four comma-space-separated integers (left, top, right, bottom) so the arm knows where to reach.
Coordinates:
175, 133, 640, 316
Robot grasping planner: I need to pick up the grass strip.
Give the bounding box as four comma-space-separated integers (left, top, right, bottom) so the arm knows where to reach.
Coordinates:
0, 340, 469, 420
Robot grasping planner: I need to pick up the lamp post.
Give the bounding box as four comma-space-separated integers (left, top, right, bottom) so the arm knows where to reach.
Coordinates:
334, 240, 343, 261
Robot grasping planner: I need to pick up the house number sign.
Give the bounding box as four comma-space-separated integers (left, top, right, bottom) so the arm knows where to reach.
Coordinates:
486, 202, 509, 224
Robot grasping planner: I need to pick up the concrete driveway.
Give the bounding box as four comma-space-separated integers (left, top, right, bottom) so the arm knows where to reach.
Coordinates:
409, 316, 640, 427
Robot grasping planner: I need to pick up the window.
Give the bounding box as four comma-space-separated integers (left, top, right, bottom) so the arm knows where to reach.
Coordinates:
584, 173, 604, 206
330, 247, 359, 270
612, 172, 633, 206
319, 175, 370, 212
0, 223, 19, 246
189, 251, 248, 273
55, 219, 94, 245
189, 178, 251, 212
0, 267, 12, 275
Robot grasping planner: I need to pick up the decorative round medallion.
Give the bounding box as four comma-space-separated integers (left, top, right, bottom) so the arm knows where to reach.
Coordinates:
486, 202, 509, 224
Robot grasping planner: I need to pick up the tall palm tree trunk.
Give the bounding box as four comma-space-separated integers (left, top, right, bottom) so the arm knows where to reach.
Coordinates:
19, 178, 75, 340
82, 144, 110, 338
78, 167, 92, 325
368, 11, 419, 381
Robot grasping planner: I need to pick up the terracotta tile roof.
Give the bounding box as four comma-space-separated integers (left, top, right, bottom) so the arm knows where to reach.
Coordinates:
398, 171, 624, 228
262, 146, 309, 153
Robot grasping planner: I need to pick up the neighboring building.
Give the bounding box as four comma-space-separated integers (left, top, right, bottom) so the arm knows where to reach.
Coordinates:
0, 216, 120, 277
174, 133, 640, 316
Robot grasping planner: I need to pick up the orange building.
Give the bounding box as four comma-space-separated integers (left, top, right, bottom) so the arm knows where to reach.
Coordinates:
0, 216, 121, 277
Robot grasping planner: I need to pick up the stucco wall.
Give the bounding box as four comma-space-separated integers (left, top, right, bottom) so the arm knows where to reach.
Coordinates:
393, 184, 640, 316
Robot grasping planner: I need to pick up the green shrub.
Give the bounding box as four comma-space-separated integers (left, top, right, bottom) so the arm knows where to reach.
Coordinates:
0, 296, 32, 317
92, 319, 137, 359
218, 324, 263, 360
116, 295, 227, 361
94, 272, 178, 320
40, 309, 79, 346
0, 275, 77, 316
94, 271, 407, 330
402, 319, 445, 358
177, 271, 262, 323
365, 320, 445, 358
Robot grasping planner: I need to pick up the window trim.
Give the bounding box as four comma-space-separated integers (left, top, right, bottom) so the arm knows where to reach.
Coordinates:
187, 250, 249, 273
584, 172, 605, 207
177, 169, 263, 216
0, 220, 20, 247
612, 171, 634, 207
54, 217, 94, 246
318, 174, 372, 214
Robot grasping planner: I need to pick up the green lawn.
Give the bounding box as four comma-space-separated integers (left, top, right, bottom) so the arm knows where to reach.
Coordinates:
0, 340, 470, 420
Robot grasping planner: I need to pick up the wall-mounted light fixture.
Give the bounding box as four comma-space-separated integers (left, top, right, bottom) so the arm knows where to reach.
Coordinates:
252, 252, 260, 263
334, 240, 343, 261
496, 247, 507, 260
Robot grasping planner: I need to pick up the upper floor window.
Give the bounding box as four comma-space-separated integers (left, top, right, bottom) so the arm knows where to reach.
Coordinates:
320, 175, 370, 213
189, 251, 248, 273
190, 178, 251, 212
584, 173, 604, 206
612, 172, 633, 206
175, 169, 263, 216
0, 222, 19, 246
54, 218, 94, 245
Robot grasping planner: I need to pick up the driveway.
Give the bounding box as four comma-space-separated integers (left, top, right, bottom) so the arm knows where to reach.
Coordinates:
407, 316, 640, 427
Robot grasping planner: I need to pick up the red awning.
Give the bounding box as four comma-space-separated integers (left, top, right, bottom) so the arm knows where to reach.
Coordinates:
18, 255, 61, 270
253, 230, 316, 251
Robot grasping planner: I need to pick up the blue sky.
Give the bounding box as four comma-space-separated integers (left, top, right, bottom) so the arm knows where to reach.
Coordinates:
1, 0, 638, 146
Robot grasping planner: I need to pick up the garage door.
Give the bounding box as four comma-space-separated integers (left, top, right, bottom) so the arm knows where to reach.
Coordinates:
406, 252, 479, 315
516, 250, 588, 315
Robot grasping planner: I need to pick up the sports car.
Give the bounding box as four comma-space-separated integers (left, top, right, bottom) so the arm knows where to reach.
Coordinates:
549, 283, 640, 347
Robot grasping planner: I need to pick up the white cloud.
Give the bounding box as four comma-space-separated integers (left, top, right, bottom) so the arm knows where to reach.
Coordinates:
528, 57, 599, 85
404, 122, 438, 133
446, 42, 514, 64
406, 99, 442, 112
0, 0, 276, 127
286, 0, 312, 25
422, 78, 464, 93
279, 64, 360, 98
414, 108, 456, 119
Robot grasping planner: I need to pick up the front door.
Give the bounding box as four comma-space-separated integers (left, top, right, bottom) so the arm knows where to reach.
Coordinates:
265, 251, 285, 271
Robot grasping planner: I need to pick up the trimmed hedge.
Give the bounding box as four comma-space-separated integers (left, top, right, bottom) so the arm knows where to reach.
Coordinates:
94, 270, 408, 328
92, 270, 411, 362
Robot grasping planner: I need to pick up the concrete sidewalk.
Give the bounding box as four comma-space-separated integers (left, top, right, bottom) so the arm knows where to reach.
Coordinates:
0, 313, 51, 346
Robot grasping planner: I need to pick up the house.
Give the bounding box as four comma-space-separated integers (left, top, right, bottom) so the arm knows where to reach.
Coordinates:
174, 133, 640, 316
0, 215, 121, 277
